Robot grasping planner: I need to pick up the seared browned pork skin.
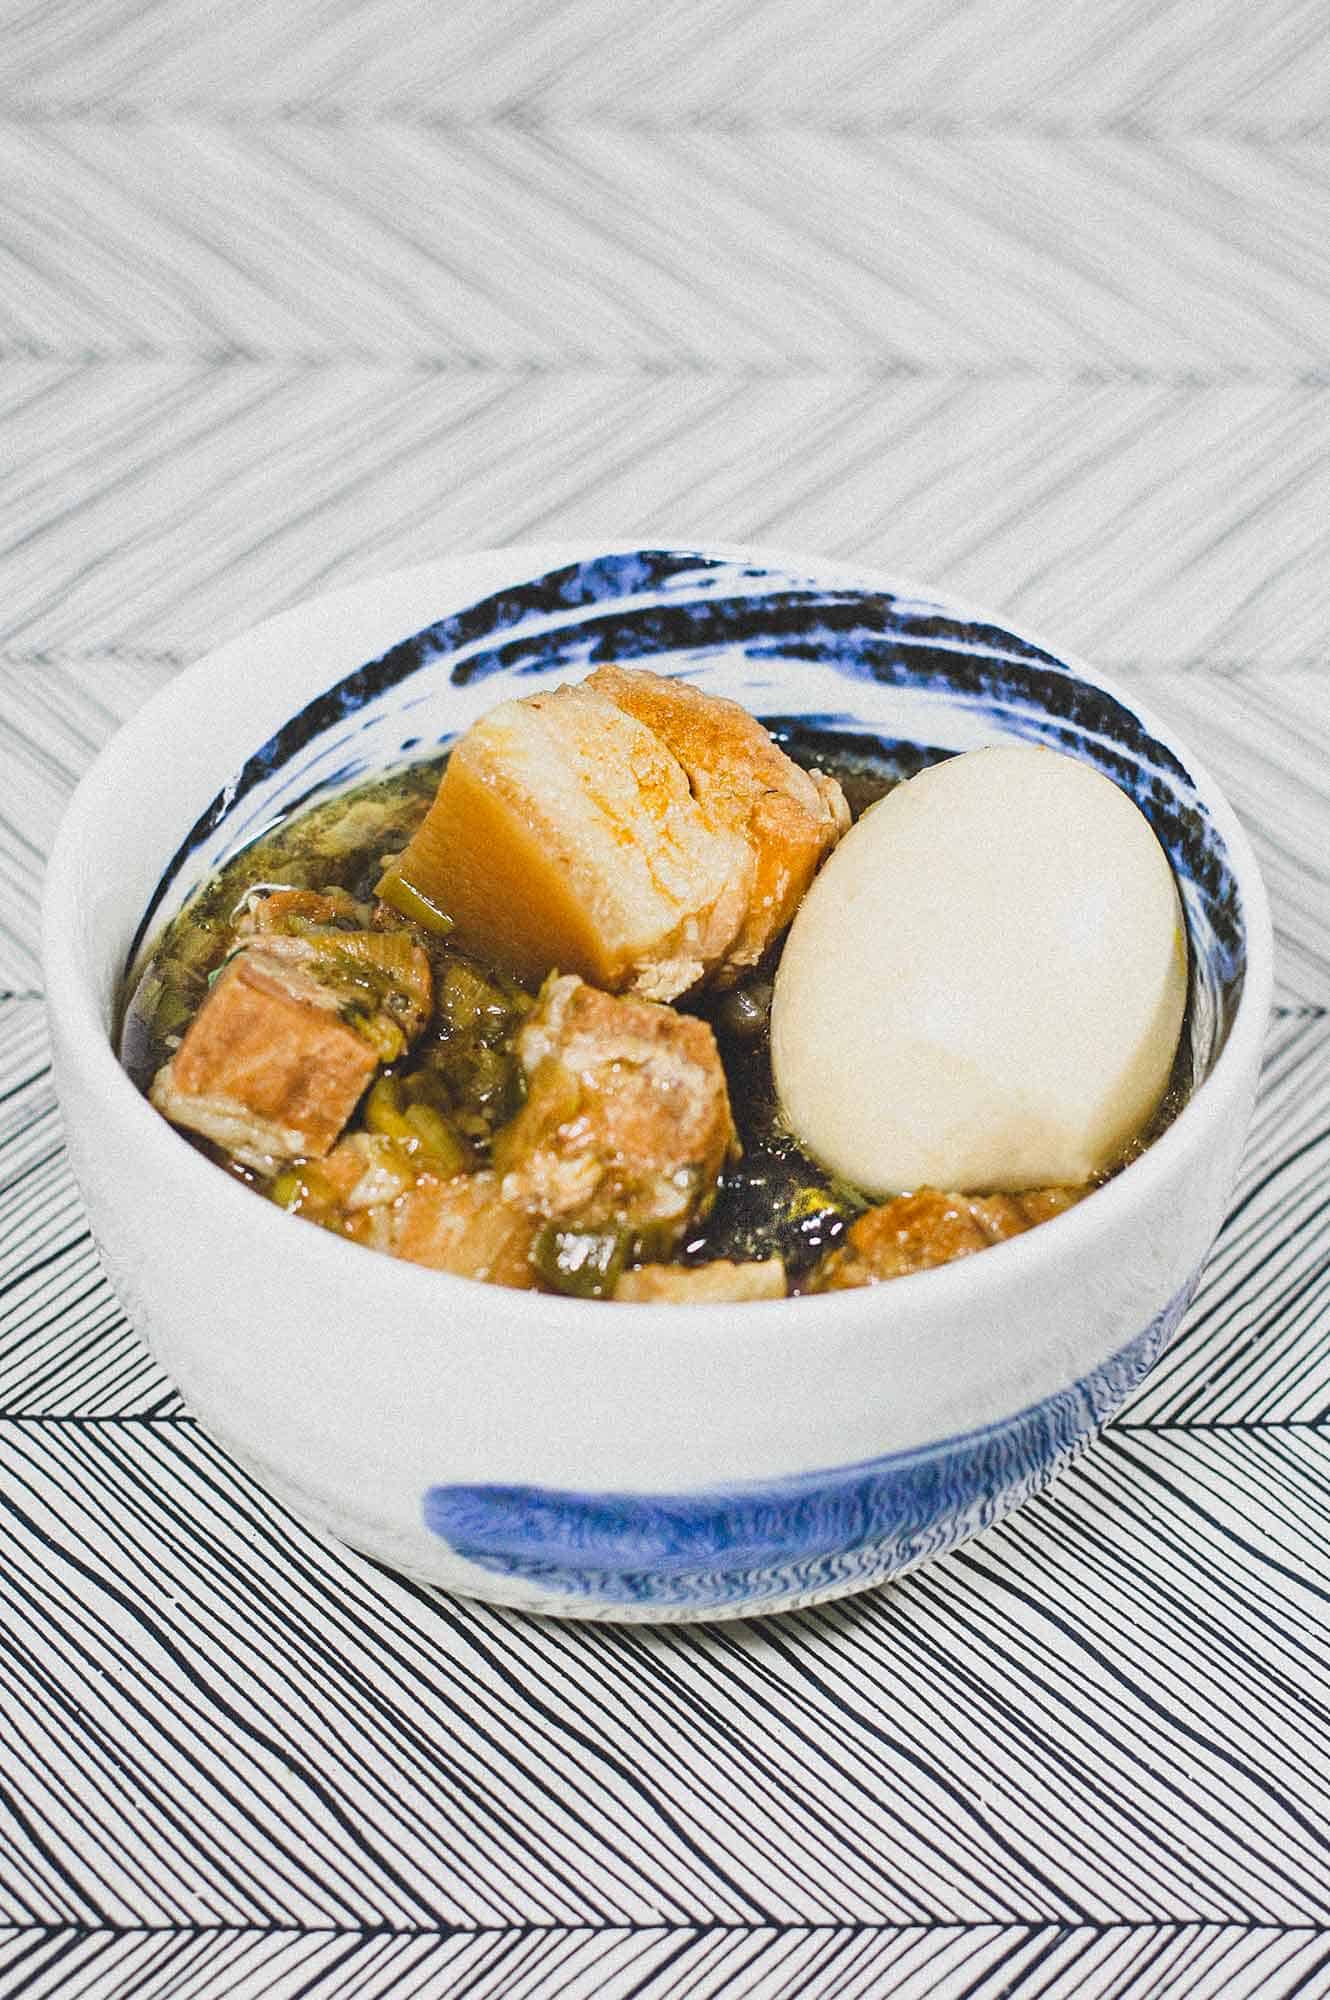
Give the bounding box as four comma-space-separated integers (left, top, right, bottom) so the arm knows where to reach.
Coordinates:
586, 665, 850, 984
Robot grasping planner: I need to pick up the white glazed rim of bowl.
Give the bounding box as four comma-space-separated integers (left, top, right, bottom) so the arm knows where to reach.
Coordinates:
42, 540, 1275, 1345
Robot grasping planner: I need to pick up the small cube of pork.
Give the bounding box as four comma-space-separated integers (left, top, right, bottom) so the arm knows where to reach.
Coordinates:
369, 1170, 538, 1288
614, 1257, 787, 1304
149, 948, 380, 1171
808, 1186, 1082, 1291
494, 973, 737, 1248
150, 923, 431, 1172
278, 1139, 539, 1287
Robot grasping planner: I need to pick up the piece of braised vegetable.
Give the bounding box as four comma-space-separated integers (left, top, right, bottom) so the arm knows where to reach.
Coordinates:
301, 928, 433, 1062
529, 1224, 635, 1301
391, 946, 531, 1148
492, 972, 737, 1252
363, 1075, 473, 1174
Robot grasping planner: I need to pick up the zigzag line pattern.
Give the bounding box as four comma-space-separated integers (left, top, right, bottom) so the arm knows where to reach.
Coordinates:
2, 0, 1329, 1994
2, 125, 1329, 369
3, 1924, 1330, 2000
6, 0, 1330, 127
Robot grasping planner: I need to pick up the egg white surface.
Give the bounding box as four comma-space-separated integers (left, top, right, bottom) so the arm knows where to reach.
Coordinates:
770, 745, 1188, 1196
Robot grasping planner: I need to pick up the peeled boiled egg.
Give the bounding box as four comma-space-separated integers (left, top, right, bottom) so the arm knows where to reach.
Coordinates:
770, 745, 1188, 1196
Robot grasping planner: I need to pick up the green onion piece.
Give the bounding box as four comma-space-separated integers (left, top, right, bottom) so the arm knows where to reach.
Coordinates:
530, 1224, 631, 1300
268, 1169, 306, 1211
364, 1074, 415, 1142
403, 1102, 470, 1175
402, 1067, 453, 1113
267, 1164, 336, 1214
376, 865, 455, 937
439, 957, 506, 1031
155, 987, 202, 1034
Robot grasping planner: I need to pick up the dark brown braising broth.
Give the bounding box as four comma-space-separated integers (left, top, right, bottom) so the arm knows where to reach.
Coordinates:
120, 727, 915, 1273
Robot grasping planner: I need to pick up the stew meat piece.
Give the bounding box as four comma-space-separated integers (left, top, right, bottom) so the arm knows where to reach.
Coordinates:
150, 949, 380, 1171
614, 1258, 787, 1303
304, 1139, 539, 1287
379, 667, 849, 1002
148, 919, 431, 1173
372, 1171, 540, 1288
808, 1186, 1083, 1291
493, 973, 738, 1247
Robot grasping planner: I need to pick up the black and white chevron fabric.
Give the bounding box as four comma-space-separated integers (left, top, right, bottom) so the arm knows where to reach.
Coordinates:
3, 2, 1329, 1994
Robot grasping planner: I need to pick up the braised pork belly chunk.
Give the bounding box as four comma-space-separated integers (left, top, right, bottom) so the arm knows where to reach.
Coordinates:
585, 666, 849, 984
806, 1186, 1083, 1292
371, 1172, 541, 1289
378, 667, 848, 1001
149, 948, 380, 1171
148, 897, 432, 1173
269, 1136, 537, 1286
496, 974, 735, 1242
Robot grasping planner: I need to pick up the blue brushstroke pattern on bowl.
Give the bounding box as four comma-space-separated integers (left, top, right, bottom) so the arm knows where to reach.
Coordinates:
423, 1281, 1193, 1611
126, 547, 1248, 1617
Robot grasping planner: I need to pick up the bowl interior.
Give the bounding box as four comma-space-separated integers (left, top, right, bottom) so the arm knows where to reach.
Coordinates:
121, 546, 1246, 1105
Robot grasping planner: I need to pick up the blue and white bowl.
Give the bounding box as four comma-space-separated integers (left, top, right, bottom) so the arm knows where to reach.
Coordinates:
43, 545, 1272, 1621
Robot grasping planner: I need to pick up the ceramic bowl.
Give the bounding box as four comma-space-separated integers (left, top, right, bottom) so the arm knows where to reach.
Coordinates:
42, 544, 1272, 1622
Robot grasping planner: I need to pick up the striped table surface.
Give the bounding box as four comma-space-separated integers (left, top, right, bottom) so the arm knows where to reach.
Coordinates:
3, 4, 1330, 1996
